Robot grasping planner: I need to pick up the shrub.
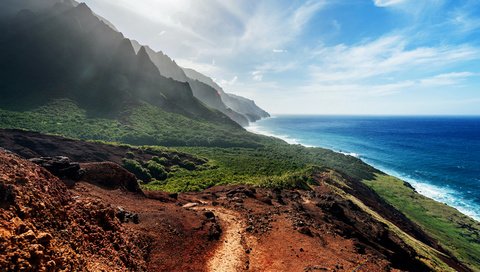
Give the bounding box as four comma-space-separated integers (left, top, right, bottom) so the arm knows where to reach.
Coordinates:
125, 151, 135, 159
122, 158, 151, 182
172, 155, 181, 163
147, 160, 168, 180
151, 156, 169, 165
181, 160, 196, 170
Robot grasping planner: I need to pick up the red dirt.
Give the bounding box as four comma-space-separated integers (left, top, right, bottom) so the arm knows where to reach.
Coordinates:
0, 150, 149, 271
0, 130, 472, 272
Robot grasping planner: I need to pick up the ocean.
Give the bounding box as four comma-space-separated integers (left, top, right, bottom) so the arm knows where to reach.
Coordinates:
248, 115, 480, 221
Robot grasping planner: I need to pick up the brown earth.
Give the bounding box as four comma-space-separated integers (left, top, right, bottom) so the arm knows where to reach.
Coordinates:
0, 130, 472, 271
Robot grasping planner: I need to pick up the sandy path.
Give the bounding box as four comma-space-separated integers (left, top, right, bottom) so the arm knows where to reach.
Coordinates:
205, 208, 248, 272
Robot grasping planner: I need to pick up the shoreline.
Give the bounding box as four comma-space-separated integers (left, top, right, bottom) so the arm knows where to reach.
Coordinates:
247, 120, 480, 222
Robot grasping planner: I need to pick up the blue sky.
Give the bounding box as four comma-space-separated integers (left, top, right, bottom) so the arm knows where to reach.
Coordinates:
83, 0, 480, 115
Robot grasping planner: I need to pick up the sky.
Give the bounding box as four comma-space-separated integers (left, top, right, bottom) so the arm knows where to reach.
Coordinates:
82, 0, 480, 115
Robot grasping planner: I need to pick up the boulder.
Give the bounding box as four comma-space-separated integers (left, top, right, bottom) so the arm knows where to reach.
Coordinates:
29, 156, 84, 185
80, 162, 143, 193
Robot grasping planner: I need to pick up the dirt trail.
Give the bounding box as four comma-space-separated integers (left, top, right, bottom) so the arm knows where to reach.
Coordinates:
204, 207, 249, 272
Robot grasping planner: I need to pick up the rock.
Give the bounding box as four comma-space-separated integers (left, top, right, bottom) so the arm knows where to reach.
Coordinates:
298, 227, 313, 237
208, 223, 222, 241
182, 203, 199, 209
226, 187, 256, 199
29, 156, 83, 183
80, 162, 143, 193
19, 230, 36, 240
0, 183, 16, 207
204, 211, 215, 219
144, 191, 177, 202
37, 232, 53, 245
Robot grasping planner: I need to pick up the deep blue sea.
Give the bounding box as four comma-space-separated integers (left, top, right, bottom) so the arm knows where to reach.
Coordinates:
248, 115, 480, 221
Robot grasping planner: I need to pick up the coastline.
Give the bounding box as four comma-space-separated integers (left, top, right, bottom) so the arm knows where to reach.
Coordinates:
247, 119, 480, 222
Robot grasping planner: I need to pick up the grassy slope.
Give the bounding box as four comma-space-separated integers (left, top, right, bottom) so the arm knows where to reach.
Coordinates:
365, 174, 480, 271
147, 144, 377, 192
0, 99, 263, 147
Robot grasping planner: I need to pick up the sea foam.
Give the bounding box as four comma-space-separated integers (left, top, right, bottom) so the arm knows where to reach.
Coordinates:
248, 119, 480, 222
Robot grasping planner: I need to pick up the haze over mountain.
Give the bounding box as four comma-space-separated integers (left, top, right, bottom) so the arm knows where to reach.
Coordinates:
81, 0, 480, 115
0, 0, 268, 128
129, 40, 268, 125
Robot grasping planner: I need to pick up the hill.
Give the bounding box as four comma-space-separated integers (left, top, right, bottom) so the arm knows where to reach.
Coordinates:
0, 0, 245, 130
0, 132, 475, 271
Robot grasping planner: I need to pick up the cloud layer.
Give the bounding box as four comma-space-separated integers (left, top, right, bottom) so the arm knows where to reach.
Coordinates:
83, 0, 480, 115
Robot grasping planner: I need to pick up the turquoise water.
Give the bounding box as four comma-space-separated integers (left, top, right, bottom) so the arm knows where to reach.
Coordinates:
248, 115, 480, 220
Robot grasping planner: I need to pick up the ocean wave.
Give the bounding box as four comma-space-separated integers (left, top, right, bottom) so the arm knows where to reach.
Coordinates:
248, 122, 480, 222
338, 151, 360, 158
367, 165, 480, 221
246, 123, 313, 147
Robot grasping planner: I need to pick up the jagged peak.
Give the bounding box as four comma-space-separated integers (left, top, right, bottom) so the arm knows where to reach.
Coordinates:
75, 2, 91, 13
137, 46, 148, 56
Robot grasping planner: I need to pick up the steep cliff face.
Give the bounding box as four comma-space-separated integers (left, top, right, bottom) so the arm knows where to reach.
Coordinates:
221, 93, 271, 122
128, 41, 268, 126
0, 1, 238, 127
130, 40, 189, 83
183, 68, 271, 122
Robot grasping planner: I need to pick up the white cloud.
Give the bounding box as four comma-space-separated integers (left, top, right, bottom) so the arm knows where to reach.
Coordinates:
175, 58, 219, 75
273, 49, 287, 53
373, 0, 407, 7
419, 72, 476, 87
251, 71, 263, 81
449, 6, 480, 33
309, 35, 480, 83
219, 76, 238, 87
331, 20, 341, 31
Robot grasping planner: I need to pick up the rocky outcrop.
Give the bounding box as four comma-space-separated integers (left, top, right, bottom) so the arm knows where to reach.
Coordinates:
0, 150, 149, 271
29, 156, 83, 187
81, 162, 143, 193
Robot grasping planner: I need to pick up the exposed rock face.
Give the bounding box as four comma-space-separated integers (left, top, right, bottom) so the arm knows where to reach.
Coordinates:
0, 150, 149, 271
80, 162, 143, 193
29, 156, 83, 185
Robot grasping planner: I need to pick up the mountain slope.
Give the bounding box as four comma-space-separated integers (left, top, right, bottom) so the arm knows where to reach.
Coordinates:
183, 68, 270, 122
129, 40, 257, 126
221, 93, 271, 122
186, 78, 250, 126
0, 1, 241, 126
130, 40, 189, 83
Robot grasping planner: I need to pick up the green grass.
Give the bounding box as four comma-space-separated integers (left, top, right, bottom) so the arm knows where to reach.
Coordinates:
140, 144, 378, 192
364, 174, 480, 271
0, 99, 265, 148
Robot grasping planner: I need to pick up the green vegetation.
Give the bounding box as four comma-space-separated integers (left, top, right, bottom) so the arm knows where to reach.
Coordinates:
122, 158, 151, 182
0, 99, 264, 148
364, 174, 480, 271
146, 160, 168, 180
141, 144, 377, 192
